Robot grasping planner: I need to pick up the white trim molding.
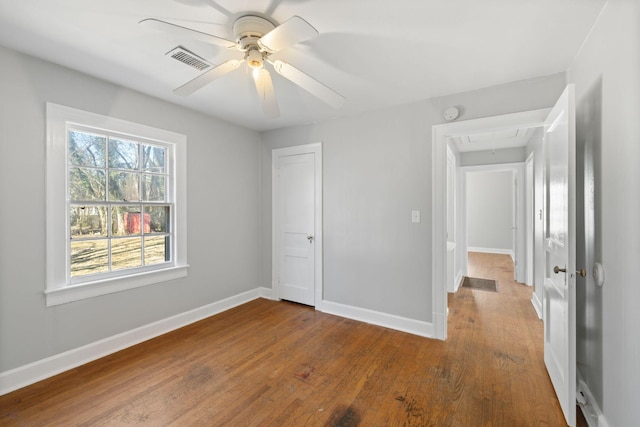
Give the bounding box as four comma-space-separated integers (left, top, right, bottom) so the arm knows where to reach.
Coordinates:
454, 271, 464, 293
531, 292, 543, 319
45, 266, 189, 306
45, 103, 189, 306
0, 287, 272, 396
320, 300, 434, 338
577, 369, 609, 427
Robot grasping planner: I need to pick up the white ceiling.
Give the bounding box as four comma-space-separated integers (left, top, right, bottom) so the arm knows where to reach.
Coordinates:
0, 0, 606, 132
451, 126, 538, 153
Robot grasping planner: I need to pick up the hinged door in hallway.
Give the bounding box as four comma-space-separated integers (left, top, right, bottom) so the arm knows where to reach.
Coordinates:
543, 84, 577, 426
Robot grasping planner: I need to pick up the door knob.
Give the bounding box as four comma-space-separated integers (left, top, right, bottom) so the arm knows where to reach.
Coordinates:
553, 266, 587, 277
307, 235, 314, 243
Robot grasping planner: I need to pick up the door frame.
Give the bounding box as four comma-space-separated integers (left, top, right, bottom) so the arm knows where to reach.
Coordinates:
525, 152, 535, 286
460, 163, 525, 282
432, 108, 550, 340
446, 145, 457, 293
272, 143, 323, 308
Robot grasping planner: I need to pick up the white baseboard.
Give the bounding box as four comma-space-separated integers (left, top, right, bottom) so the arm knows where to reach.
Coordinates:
577, 369, 609, 427
454, 271, 464, 293
320, 300, 434, 338
258, 287, 274, 299
467, 247, 514, 259
0, 287, 272, 396
531, 292, 542, 319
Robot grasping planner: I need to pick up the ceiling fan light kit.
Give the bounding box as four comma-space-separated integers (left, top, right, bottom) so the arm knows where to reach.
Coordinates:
141, 13, 345, 118
246, 48, 264, 69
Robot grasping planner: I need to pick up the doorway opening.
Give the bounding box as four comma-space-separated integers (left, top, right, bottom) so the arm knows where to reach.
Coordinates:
432, 109, 550, 340
461, 163, 526, 285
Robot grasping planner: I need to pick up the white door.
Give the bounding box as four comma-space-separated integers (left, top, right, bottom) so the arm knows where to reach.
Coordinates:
273, 144, 322, 306
543, 85, 577, 426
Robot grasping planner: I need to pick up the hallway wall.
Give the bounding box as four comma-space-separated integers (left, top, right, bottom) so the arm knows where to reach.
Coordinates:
568, 0, 640, 425
466, 170, 514, 254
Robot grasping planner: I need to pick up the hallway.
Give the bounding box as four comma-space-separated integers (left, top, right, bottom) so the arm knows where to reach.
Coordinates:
443, 252, 561, 424
460, 251, 586, 426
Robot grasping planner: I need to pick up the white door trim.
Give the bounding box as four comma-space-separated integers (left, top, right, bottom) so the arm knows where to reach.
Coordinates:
446, 145, 457, 293
525, 152, 535, 286
432, 108, 550, 340
272, 143, 323, 309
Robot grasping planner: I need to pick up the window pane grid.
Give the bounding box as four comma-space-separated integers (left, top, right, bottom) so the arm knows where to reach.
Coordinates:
67, 128, 172, 281
70, 233, 172, 242
70, 201, 171, 206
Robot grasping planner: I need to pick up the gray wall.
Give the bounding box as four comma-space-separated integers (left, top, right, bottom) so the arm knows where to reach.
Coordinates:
0, 46, 261, 372
568, 0, 640, 425
260, 72, 566, 324
466, 171, 514, 252
262, 105, 434, 321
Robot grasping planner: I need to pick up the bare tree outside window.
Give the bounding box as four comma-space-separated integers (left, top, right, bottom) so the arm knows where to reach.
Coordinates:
68, 130, 171, 278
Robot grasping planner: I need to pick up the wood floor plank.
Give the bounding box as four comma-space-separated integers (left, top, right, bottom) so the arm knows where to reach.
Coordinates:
1, 253, 586, 426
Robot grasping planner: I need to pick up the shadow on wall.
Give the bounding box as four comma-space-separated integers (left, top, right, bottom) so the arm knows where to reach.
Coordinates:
575, 76, 603, 409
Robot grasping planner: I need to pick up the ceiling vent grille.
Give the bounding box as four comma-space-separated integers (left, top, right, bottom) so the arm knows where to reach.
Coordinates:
166, 46, 211, 71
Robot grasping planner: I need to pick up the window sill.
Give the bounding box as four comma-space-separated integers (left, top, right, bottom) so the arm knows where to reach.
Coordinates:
45, 265, 189, 307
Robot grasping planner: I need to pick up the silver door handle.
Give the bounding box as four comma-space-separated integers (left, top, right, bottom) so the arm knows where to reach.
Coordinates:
307, 235, 314, 243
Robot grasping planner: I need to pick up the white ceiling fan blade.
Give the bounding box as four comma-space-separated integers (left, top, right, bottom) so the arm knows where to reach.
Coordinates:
140, 18, 236, 48
253, 68, 280, 118
257, 16, 318, 53
174, 59, 242, 96
269, 60, 345, 109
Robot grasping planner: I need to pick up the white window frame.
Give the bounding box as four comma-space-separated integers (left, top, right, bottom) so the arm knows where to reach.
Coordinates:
45, 103, 188, 306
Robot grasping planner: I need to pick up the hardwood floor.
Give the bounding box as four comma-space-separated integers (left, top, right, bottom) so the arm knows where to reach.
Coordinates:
1, 253, 579, 426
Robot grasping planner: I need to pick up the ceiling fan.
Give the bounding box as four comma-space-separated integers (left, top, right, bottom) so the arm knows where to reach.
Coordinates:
140, 14, 345, 118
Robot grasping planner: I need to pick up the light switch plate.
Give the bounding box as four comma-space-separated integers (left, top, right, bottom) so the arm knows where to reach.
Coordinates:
411, 210, 420, 223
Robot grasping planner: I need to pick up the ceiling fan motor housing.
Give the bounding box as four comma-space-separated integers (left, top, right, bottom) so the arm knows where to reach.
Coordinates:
233, 15, 275, 51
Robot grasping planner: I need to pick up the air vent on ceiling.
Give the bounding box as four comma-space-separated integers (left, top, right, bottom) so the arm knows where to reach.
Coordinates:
166, 46, 211, 71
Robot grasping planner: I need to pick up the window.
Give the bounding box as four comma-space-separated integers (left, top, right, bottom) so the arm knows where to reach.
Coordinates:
46, 103, 188, 306
67, 130, 171, 279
